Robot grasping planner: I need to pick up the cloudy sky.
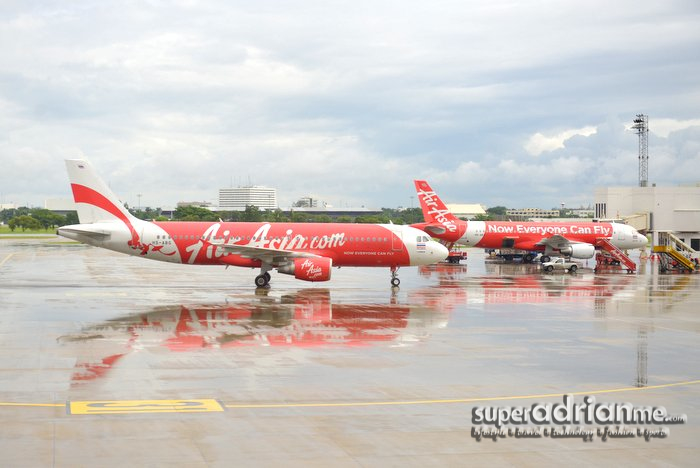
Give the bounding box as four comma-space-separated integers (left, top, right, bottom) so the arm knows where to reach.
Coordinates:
1, 0, 699, 210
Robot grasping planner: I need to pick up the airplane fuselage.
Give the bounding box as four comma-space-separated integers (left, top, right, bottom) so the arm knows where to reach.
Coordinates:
454, 220, 646, 251
412, 180, 648, 262
59, 219, 445, 268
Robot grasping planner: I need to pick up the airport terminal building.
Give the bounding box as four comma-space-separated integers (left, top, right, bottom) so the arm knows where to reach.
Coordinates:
594, 185, 700, 250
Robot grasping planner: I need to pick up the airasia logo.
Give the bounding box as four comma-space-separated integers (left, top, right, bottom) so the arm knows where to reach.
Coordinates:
299, 259, 323, 279
182, 223, 347, 264
417, 189, 457, 233
294, 257, 331, 281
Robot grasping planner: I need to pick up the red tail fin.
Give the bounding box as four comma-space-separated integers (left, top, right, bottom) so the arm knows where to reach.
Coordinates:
414, 180, 460, 235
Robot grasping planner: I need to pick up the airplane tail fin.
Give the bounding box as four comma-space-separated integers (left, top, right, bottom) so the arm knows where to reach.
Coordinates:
412, 180, 463, 240
65, 159, 138, 225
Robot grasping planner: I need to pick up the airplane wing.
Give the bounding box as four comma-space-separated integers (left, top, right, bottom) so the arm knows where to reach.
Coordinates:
535, 235, 580, 248
212, 241, 322, 266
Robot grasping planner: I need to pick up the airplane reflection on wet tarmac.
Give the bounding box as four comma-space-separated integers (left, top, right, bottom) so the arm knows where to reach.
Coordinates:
59, 265, 695, 386
418, 261, 695, 309
60, 288, 461, 385
419, 263, 637, 304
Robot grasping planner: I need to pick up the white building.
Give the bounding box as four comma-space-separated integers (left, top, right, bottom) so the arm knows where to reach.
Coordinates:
594, 185, 700, 250
219, 186, 278, 210
44, 199, 76, 213
445, 204, 486, 220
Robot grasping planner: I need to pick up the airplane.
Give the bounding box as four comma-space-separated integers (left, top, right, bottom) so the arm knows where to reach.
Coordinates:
56, 160, 448, 287
411, 180, 647, 264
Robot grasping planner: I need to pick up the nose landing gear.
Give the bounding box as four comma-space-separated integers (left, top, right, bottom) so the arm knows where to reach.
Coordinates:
390, 266, 400, 287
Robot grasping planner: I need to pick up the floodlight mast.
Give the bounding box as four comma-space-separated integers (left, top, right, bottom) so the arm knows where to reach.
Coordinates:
631, 114, 649, 187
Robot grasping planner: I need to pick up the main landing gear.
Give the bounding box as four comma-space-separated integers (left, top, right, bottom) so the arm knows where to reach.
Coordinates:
390, 266, 400, 287
255, 265, 272, 288
539, 255, 551, 263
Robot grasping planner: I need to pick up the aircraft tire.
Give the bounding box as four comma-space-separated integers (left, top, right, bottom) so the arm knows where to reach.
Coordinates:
541, 255, 551, 263
255, 274, 269, 287
391, 277, 400, 287
264, 272, 271, 281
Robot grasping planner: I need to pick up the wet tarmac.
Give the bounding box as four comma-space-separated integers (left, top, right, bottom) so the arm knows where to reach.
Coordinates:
1, 238, 699, 466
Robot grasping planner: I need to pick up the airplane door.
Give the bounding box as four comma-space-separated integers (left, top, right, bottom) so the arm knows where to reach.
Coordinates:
617, 227, 626, 242
392, 231, 403, 251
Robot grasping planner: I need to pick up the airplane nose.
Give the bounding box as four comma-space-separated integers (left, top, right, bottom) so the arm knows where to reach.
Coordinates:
433, 242, 449, 262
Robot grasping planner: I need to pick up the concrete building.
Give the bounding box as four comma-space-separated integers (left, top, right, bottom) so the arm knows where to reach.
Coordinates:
594, 185, 700, 250
445, 204, 486, 220
219, 186, 278, 210
506, 208, 560, 219
44, 199, 77, 215
293, 196, 325, 208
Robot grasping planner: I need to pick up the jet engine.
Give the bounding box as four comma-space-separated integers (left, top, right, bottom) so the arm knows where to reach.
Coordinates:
558, 243, 595, 259
278, 257, 332, 282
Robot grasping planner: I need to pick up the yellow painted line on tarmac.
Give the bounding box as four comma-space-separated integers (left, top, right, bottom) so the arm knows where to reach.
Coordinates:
68, 399, 225, 415
224, 379, 700, 409
0, 253, 14, 268
1, 380, 698, 414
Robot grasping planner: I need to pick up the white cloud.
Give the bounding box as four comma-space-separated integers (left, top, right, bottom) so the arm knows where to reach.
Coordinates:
1, 1, 699, 210
525, 126, 597, 156
649, 118, 700, 138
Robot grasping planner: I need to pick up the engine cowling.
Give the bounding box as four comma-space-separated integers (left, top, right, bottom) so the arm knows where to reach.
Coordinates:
278, 257, 332, 282
558, 243, 595, 259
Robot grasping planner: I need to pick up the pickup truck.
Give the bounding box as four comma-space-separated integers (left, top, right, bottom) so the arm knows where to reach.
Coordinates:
541, 257, 579, 273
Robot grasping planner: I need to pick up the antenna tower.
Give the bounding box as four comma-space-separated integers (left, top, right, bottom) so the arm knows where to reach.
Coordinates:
631, 114, 649, 187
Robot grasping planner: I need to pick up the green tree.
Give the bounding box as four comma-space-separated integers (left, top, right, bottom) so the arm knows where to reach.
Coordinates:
130, 207, 162, 221
290, 211, 311, 223
10, 215, 42, 231
312, 214, 332, 223
31, 209, 65, 230
240, 205, 263, 222
355, 215, 389, 224
65, 211, 79, 225
486, 206, 507, 216
174, 205, 218, 221
265, 209, 289, 223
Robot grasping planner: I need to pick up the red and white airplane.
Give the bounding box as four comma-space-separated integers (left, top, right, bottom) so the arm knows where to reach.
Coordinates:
411, 180, 647, 263
57, 160, 448, 287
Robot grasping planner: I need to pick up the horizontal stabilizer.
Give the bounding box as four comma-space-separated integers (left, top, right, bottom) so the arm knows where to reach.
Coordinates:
57, 225, 111, 240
